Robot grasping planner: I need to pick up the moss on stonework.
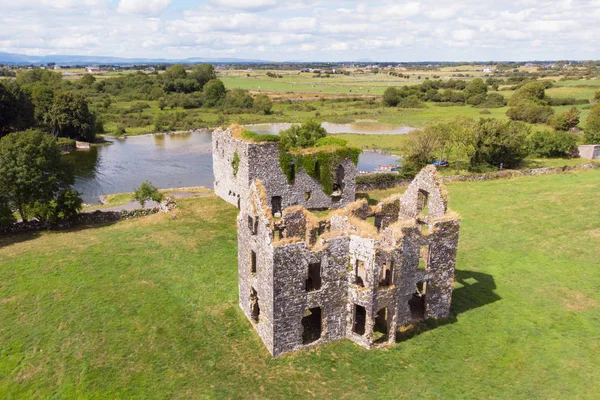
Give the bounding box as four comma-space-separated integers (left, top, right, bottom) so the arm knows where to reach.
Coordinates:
232, 151, 240, 177
279, 144, 360, 195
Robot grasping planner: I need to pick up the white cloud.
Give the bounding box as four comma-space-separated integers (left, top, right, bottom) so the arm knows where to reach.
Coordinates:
117, 0, 172, 16
0, 0, 599, 61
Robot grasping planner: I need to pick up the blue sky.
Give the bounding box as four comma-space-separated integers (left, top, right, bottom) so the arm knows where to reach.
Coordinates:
1, 0, 599, 61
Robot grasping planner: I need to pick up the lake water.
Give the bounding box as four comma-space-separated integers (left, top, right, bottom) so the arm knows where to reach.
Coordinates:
66, 128, 402, 204
245, 122, 415, 135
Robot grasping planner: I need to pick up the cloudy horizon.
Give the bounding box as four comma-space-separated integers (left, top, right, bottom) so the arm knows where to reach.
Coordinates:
1, 0, 600, 62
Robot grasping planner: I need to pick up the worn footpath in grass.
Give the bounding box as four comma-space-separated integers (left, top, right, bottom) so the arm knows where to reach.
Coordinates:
1, 171, 599, 398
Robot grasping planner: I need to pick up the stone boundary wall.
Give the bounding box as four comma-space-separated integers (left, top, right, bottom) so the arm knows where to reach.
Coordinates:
0, 198, 176, 236
356, 164, 600, 191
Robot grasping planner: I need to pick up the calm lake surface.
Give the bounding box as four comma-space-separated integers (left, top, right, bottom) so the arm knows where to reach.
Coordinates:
66, 127, 402, 204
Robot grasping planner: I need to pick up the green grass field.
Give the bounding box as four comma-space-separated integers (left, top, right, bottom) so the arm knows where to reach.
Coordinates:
1, 170, 599, 398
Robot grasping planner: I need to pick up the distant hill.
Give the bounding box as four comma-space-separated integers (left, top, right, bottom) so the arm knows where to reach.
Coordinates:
0, 52, 271, 65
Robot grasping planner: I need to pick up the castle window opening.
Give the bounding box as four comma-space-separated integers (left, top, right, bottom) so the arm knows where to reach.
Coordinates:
379, 260, 393, 287
305, 262, 322, 292
417, 189, 429, 214
374, 307, 388, 342
271, 196, 282, 216
250, 287, 260, 322
353, 305, 366, 335
355, 260, 366, 287
418, 245, 430, 270
301, 307, 322, 344
248, 216, 258, 235
251, 250, 257, 274
409, 281, 426, 320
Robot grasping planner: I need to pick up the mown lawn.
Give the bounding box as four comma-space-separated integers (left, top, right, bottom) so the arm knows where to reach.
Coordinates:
1, 170, 599, 398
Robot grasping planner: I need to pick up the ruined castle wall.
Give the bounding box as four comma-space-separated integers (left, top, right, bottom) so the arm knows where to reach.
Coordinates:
247, 144, 357, 211
271, 237, 349, 356
213, 129, 250, 208
237, 210, 275, 354
399, 165, 447, 219
346, 236, 379, 348
424, 219, 460, 319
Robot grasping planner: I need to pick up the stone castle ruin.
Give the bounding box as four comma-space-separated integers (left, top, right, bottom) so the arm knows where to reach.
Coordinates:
213, 126, 357, 214
213, 125, 460, 357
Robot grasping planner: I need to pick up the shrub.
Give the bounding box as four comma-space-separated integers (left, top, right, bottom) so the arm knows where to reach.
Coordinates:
506, 100, 554, 123
240, 130, 280, 143
253, 94, 272, 115
26, 188, 83, 223
315, 137, 348, 147
356, 173, 407, 187
584, 103, 600, 144
0, 195, 15, 226
480, 109, 491, 115
482, 93, 507, 108
134, 181, 163, 208
383, 87, 401, 106
231, 151, 240, 177
470, 119, 530, 170
279, 120, 327, 149
528, 130, 577, 158
550, 107, 580, 131
398, 95, 425, 108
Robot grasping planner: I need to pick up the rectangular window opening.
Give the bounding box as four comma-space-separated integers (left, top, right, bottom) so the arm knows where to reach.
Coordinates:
379, 260, 394, 287
301, 307, 322, 344
250, 287, 260, 322
374, 308, 388, 343
305, 262, 322, 292
353, 304, 366, 336
271, 196, 282, 216
305, 191, 311, 201
417, 189, 429, 214
250, 250, 257, 274
409, 281, 426, 321
248, 216, 258, 235
354, 260, 366, 287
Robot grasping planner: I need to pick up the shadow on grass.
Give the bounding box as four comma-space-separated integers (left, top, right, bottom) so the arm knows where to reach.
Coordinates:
355, 192, 380, 206
396, 269, 501, 342
0, 220, 121, 249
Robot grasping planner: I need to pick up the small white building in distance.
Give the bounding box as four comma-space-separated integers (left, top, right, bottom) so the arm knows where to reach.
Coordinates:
578, 145, 600, 160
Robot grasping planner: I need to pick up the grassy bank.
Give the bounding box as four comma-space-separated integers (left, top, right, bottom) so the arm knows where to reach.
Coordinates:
1, 170, 599, 398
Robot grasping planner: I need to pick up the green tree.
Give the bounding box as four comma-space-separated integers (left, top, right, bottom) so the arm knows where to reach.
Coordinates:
0, 130, 77, 220
223, 88, 254, 109
383, 87, 401, 106
584, 103, 600, 143
203, 79, 226, 107
0, 194, 15, 226
164, 64, 187, 81
0, 81, 35, 136
80, 73, 96, 85
253, 94, 273, 115
508, 81, 547, 106
189, 64, 216, 89
551, 107, 580, 131
44, 91, 96, 141
16, 68, 62, 86
470, 119, 530, 170
279, 120, 327, 149
528, 129, 577, 157
463, 78, 488, 103
28, 82, 55, 124
134, 181, 164, 208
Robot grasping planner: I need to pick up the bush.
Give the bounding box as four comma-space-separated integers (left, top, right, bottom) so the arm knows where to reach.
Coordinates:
506, 100, 554, 123
134, 181, 163, 208
315, 137, 348, 147
240, 130, 280, 143
482, 93, 507, 108
469, 119, 530, 170
398, 95, 425, 108
253, 94, 272, 115
26, 188, 83, 223
356, 173, 406, 187
279, 120, 327, 149
550, 107, 580, 131
383, 87, 401, 107
0, 195, 15, 226
528, 130, 577, 158
584, 103, 600, 144
480, 109, 491, 115
231, 151, 240, 177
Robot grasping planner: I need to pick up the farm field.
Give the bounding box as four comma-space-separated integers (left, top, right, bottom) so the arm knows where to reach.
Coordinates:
1, 169, 599, 399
